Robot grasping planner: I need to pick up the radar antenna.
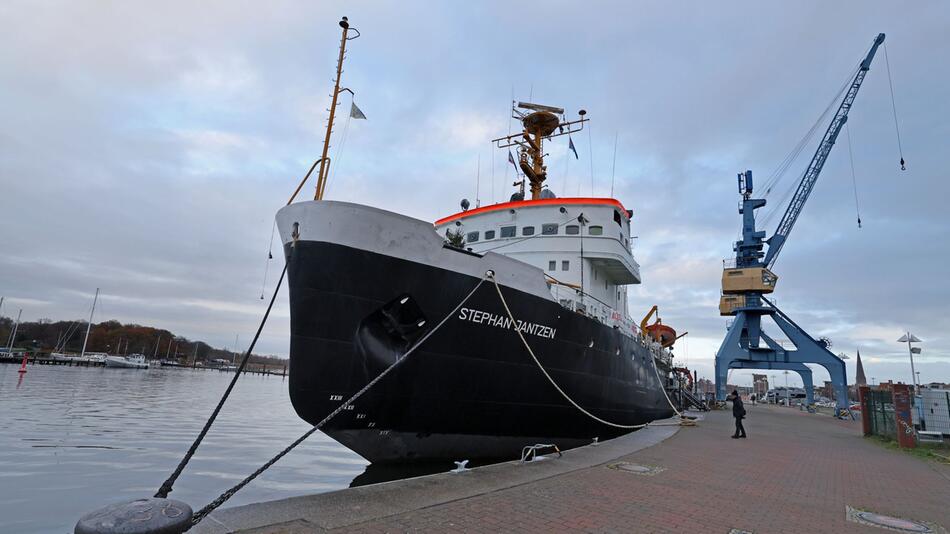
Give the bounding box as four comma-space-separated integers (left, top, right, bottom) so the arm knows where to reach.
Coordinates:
492, 102, 587, 200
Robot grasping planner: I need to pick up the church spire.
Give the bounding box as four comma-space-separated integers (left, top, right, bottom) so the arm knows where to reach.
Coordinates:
855, 349, 867, 386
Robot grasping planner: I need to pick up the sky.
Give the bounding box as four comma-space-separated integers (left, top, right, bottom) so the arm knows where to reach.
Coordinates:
1, 1, 948, 388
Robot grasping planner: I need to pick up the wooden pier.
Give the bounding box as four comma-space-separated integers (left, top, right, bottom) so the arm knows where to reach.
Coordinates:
0, 354, 104, 367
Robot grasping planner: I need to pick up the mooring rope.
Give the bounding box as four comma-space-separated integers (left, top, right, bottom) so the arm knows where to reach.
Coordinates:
488, 273, 691, 429
155, 263, 288, 500
489, 273, 649, 429
187, 275, 488, 527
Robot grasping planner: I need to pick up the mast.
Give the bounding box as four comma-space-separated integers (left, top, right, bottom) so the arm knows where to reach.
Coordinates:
6, 308, 22, 356
80, 288, 99, 359
492, 103, 587, 200
314, 17, 354, 200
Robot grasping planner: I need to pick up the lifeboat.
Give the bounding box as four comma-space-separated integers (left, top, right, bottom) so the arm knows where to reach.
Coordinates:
645, 323, 678, 347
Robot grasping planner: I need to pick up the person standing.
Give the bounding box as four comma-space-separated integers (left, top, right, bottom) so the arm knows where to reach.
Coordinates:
727, 389, 747, 439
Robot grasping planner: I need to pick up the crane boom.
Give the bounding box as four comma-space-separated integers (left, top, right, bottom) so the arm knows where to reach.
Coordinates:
763, 33, 885, 269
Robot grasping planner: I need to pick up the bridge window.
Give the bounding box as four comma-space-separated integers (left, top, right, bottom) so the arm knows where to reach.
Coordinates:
566, 225, 580, 235
484, 230, 495, 240
562, 260, 570, 271
466, 231, 479, 242
500, 226, 516, 238
589, 225, 603, 236
614, 210, 623, 226
548, 261, 556, 271
541, 223, 558, 235
522, 226, 535, 236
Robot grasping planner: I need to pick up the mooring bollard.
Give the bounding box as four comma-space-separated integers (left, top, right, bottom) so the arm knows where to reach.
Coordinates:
74, 497, 192, 534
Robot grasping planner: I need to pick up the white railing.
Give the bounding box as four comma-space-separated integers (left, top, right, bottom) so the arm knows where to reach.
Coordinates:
548, 279, 673, 368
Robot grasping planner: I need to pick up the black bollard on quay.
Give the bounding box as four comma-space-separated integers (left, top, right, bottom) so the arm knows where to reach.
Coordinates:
75, 497, 192, 534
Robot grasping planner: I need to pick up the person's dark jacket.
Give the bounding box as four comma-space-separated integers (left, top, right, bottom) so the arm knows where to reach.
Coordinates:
732, 395, 746, 418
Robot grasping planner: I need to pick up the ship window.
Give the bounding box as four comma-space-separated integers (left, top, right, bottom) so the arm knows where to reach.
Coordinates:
614, 210, 623, 226
562, 260, 569, 271
467, 231, 479, 242
548, 261, 556, 271
589, 225, 603, 236
566, 225, 580, 235
522, 226, 535, 236
485, 230, 495, 240
500, 226, 516, 238
541, 223, 558, 235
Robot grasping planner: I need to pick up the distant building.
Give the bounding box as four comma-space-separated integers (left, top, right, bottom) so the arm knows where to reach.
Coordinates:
696, 378, 715, 394
752, 374, 768, 397
822, 380, 834, 399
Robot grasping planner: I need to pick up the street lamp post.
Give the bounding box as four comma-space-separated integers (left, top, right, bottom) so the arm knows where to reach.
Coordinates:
784, 370, 790, 406
897, 332, 922, 393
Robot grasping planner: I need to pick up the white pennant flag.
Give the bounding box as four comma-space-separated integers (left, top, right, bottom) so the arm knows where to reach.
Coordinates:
350, 102, 367, 120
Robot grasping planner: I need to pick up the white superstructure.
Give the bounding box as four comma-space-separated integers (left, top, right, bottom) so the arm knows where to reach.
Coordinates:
434, 196, 641, 332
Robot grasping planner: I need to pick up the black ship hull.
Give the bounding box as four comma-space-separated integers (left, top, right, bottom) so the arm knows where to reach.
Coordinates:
284, 238, 674, 463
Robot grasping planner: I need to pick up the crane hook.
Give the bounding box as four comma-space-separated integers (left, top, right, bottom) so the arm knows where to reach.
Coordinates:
900, 157, 906, 171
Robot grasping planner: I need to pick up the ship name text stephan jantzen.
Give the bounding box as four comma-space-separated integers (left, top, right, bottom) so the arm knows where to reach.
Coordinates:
458, 307, 557, 339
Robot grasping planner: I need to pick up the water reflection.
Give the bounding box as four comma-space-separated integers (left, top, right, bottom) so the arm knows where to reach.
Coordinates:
0, 364, 367, 534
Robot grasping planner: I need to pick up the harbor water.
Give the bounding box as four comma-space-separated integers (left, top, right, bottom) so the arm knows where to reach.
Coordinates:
0, 363, 367, 533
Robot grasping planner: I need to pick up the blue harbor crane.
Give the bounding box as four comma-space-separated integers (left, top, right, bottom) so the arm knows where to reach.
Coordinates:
714, 33, 886, 416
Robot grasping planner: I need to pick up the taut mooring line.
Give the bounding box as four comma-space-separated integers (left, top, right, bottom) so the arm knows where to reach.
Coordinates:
187, 275, 488, 527
155, 264, 288, 499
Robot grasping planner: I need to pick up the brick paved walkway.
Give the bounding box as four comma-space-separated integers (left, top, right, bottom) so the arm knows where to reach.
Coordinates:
339, 406, 950, 533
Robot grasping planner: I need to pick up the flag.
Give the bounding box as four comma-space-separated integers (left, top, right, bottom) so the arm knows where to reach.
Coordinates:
508, 150, 519, 173
350, 102, 367, 119
568, 136, 578, 159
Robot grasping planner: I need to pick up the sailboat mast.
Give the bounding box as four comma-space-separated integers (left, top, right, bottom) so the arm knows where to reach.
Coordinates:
314, 17, 353, 200
79, 288, 99, 359
6, 308, 22, 355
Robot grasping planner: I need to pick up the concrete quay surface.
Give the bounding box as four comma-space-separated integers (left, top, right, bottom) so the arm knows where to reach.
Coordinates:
195, 406, 950, 533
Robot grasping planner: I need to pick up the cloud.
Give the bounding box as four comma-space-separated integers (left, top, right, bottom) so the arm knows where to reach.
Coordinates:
1, 1, 948, 384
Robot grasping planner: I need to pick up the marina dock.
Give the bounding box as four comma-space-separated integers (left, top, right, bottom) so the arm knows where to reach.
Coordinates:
194, 407, 949, 533
0, 354, 104, 367
0, 354, 285, 376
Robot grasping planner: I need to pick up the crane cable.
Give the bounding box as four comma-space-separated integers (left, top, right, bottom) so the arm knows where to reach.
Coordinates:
758, 65, 860, 228
883, 42, 906, 171
845, 122, 862, 228
759, 64, 859, 200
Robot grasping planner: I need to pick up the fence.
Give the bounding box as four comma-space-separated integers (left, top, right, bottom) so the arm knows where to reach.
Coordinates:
860, 384, 917, 448
863, 389, 897, 439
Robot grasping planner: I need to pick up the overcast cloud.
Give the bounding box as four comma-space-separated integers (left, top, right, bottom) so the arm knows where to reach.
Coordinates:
1, 1, 948, 387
